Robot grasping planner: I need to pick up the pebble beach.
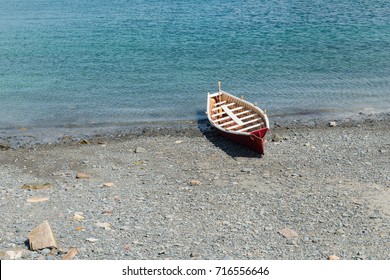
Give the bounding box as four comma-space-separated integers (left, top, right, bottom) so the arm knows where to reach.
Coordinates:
1, 113, 390, 260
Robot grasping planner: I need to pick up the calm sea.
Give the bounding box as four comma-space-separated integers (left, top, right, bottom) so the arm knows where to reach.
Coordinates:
1, 0, 389, 134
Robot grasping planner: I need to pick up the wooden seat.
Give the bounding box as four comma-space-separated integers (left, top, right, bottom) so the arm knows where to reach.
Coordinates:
221, 114, 258, 128
238, 113, 258, 122
211, 106, 243, 118
214, 100, 227, 106
237, 123, 263, 132
214, 110, 253, 123
227, 117, 262, 130
212, 102, 235, 112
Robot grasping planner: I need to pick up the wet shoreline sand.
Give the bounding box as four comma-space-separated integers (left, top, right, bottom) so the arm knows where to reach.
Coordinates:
0, 112, 390, 259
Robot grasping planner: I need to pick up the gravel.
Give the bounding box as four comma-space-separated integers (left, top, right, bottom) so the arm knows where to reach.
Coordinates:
0, 113, 390, 260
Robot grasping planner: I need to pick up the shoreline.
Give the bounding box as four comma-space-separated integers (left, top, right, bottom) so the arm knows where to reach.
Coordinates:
1, 110, 390, 149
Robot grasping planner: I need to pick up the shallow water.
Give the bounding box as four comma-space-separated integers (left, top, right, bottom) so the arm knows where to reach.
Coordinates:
1, 0, 389, 136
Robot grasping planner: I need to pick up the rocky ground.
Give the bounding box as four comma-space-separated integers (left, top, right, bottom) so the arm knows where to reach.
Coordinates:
0, 113, 389, 260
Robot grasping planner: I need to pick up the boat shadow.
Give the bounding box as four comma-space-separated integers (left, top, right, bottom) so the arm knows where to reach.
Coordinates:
196, 112, 261, 158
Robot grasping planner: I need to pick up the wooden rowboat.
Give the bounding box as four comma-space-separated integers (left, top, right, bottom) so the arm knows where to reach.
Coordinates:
206, 81, 270, 155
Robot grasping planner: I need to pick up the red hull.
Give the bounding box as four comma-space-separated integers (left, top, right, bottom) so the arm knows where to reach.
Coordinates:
217, 127, 269, 155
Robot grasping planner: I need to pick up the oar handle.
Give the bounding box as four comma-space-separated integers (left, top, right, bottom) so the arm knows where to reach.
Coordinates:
218, 80, 221, 92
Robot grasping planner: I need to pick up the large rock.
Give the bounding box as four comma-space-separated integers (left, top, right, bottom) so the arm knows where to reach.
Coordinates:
29, 221, 58, 251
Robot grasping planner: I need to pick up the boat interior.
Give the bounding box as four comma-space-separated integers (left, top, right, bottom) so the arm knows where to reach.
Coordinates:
208, 92, 267, 133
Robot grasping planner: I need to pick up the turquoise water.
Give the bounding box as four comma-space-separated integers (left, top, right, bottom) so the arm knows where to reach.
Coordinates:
1, 0, 389, 132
